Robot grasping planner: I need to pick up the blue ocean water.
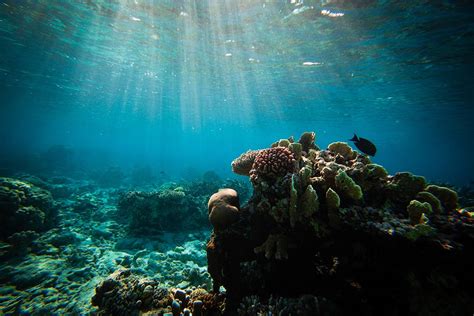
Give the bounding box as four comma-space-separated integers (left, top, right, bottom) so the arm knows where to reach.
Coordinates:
0, 0, 473, 185
1, 2, 474, 315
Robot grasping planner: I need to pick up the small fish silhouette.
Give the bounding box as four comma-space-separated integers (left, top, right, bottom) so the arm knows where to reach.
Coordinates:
349, 134, 376, 156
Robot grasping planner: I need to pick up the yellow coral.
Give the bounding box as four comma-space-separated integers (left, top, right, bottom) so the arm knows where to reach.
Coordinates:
289, 174, 298, 228
289, 142, 303, 160
425, 185, 458, 213
327, 142, 355, 160
326, 188, 340, 211
407, 200, 432, 225
301, 185, 319, 218
416, 191, 443, 214
278, 139, 291, 148
326, 188, 341, 227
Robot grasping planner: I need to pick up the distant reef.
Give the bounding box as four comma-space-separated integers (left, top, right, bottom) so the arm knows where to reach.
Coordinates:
0, 177, 57, 249
117, 179, 250, 235
92, 131, 474, 315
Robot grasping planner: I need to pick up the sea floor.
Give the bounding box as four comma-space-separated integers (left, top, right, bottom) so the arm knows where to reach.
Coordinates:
0, 176, 213, 315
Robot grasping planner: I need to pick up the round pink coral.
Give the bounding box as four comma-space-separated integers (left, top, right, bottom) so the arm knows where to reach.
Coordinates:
250, 147, 296, 183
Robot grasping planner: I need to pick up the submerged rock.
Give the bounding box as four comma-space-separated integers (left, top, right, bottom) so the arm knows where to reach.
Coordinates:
0, 177, 57, 241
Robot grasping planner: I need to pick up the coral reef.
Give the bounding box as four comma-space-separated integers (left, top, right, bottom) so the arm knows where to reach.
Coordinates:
0, 177, 57, 241
201, 131, 474, 315
0, 174, 213, 315
91, 269, 172, 316
425, 184, 458, 213
117, 186, 207, 234
91, 270, 223, 316
89, 132, 473, 316
118, 178, 250, 234
249, 147, 296, 184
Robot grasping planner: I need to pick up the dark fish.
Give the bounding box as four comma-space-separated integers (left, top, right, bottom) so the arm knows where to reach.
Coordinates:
349, 134, 376, 156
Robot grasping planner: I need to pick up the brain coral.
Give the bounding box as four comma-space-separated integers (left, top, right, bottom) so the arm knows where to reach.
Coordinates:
249, 147, 296, 183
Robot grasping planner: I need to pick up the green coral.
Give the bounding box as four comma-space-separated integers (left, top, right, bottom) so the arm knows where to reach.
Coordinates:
404, 224, 436, 241
278, 139, 291, 148
416, 191, 443, 214
335, 170, 363, 201
327, 142, 355, 160
407, 200, 432, 225
326, 188, 340, 211
387, 172, 426, 206
289, 174, 298, 228
301, 185, 319, 218
326, 188, 341, 227
289, 142, 303, 161
299, 165, 312, 188
364, 164, 388, 179
298, 132, 318, 152
0, 177, 56, 240
425, 185, 458, 213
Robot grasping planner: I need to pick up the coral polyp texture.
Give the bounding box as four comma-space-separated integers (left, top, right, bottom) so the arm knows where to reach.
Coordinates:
249, 147, 296, 184
93, 132, 473, 315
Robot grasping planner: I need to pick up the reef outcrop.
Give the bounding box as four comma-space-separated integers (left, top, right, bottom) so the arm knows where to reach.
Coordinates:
205, 132, 473, 315
93, 132, 474, 315
0, 177, 57, 242
117, 179, 250, 235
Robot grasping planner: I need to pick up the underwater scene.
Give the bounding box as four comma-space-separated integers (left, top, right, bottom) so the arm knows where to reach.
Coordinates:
0, 0, 473, 315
